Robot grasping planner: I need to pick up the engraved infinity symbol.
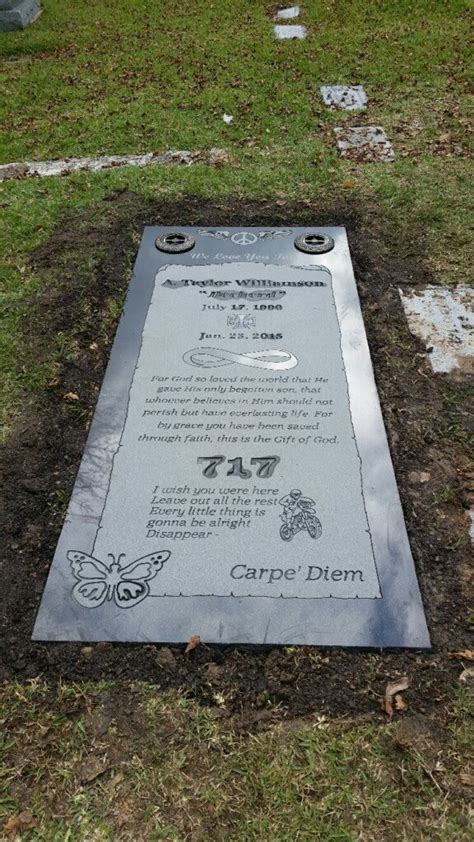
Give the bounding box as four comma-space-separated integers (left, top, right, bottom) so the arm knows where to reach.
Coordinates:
183, 347, 298, 371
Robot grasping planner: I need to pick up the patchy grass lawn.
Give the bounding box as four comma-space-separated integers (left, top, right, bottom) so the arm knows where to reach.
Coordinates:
0, 0, 471, 162
1, 680, 473, 840
1, 0, 472, 838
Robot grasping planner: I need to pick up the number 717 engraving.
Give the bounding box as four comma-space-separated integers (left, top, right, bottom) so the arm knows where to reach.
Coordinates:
197, 455, 280, 479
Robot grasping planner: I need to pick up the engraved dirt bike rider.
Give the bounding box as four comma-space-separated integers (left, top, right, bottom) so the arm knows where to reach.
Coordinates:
279, 489, 322, 541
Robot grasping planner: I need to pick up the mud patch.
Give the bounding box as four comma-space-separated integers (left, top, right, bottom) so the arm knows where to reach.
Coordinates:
1, 193, 472, 718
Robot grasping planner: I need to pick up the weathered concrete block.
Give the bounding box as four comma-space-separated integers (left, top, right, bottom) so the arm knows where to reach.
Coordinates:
0, 0, 40, 31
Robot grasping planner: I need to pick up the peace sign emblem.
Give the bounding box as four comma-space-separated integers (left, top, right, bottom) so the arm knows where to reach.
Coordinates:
230, 231, 258, 245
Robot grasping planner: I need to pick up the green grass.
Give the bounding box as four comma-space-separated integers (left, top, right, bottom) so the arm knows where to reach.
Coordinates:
0, 1, 471, 162
1, 681, 472, 840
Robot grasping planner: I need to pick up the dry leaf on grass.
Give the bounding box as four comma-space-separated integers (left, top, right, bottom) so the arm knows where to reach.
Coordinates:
185, 634, 201, 654
78, 755, 109, 783
4, 811, 37, 835
459, 772, 474, 787
395, 693, 408, 711
459, 667, 474, 686
382, 676, 410, 718
448, 650, 474, 661
63, 391, 80, 401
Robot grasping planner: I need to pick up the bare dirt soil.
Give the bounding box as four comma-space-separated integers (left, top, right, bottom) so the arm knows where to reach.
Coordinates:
1, 193, 472, 719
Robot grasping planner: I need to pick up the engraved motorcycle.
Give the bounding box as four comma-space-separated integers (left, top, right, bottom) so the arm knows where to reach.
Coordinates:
279, 497, 322, 541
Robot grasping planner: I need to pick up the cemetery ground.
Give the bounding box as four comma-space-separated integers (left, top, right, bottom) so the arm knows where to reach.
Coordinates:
1, 1, 473, 838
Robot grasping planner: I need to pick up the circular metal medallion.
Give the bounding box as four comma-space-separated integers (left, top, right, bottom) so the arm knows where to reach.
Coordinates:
155, 232, 196, 253
294, 232, 335, 254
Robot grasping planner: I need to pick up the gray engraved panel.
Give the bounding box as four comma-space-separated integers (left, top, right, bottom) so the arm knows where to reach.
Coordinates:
33, 227, 430, 647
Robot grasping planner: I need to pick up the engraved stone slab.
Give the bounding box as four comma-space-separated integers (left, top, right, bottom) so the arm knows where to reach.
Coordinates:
33, 227, 430, 647
320, 85, 368, 111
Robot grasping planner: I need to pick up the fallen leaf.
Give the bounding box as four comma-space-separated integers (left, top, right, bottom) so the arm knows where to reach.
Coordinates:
4, 811, 37, 835
78, 756, 109, 783
342, 178, 358, 189
459, 667, 474, 686
156, 646, 176, 668
459, 772, 474, 787
185, 634, 201, 654
392, 714, 441, 769
205, 662, 223, 683
63, 391, 80, 401
395, 693, 407, 711
382, 676, 410, 718
3, 816, 21, 836
408, 470, 431, 484
448, 650, 474, 661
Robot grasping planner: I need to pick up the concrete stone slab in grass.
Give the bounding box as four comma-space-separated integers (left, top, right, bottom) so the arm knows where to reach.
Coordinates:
320, 85, 368, 111
0, 149, 230, 182
275, 6, 300, 19
0, 0, 40, 30
334, 126, 394, 162
399, 285, 474, 374
274, 24, 307, 39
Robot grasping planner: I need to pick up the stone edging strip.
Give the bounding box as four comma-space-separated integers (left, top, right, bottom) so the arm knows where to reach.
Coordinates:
0, 148, 229, 182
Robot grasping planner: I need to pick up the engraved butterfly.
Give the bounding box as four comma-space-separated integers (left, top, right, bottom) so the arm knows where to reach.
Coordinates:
68, 550, 171, 609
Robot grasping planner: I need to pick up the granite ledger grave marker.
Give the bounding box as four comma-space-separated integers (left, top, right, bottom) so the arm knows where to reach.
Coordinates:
33, 227, 430, 647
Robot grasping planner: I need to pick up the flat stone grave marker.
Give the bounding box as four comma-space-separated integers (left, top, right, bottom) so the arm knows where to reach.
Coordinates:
275, 6, 300, 20
334, 126, 394, 162
400, 284, 474, 374
320, 85, 368, 111
33, 227, 430, 647
274, 24, 307, 39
